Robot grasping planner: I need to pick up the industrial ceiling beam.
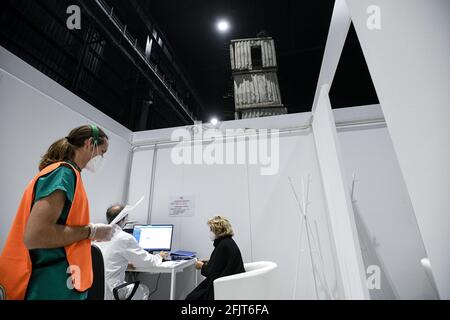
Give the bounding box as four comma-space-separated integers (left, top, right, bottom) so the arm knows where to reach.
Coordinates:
128, 0, 206, 116
78, 0, 195, 124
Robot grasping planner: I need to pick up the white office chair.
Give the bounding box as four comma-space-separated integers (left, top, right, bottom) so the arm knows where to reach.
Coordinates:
213, 261, 278, 300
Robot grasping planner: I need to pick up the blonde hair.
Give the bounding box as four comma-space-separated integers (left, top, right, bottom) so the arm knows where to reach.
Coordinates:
207, 216, 234, 238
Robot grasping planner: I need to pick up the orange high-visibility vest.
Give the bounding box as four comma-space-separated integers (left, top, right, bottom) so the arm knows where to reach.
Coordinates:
0, 162, 93, 300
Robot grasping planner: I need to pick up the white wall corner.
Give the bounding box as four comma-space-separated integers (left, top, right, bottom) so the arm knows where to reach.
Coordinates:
345, 0, 450, 299
312, 85, 370, 299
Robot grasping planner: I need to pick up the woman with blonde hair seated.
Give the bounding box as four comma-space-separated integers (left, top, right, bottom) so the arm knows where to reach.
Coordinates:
186, 216, 245, 300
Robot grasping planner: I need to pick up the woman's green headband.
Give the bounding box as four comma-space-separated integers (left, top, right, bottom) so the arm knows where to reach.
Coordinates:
91, 124, 99, 145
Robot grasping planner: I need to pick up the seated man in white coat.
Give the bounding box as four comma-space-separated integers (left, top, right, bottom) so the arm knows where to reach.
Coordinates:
98, 205, 168, 300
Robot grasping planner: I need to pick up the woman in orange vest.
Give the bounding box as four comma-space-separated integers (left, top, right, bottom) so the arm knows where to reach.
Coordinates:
0, 125, 113, 300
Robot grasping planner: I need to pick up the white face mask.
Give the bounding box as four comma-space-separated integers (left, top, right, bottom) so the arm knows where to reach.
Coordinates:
85, 144, 104, 173
209, 231, 216, 241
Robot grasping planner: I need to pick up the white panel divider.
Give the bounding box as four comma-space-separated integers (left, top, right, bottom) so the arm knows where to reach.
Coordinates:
346, 0, 450, 299
312, 85, 369, 299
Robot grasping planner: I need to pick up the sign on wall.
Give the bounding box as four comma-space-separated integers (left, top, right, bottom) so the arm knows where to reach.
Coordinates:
169, 195, 195, 217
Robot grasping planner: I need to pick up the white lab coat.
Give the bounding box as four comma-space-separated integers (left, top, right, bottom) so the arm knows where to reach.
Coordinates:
96, 226, 163, 300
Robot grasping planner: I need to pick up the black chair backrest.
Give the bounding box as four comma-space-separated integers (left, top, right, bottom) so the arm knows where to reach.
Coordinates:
87, 244, 105, 300
0, 285, 5, 300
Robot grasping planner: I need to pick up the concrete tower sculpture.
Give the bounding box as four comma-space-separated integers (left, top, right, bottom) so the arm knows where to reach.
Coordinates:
230, 36, 286, 119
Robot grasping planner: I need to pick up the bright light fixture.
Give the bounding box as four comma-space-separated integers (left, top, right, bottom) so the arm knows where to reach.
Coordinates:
217, 20, 230, 33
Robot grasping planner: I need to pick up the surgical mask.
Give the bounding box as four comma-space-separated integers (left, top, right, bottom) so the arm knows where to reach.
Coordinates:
85, 144, 104, 173
209, 231, 216, 241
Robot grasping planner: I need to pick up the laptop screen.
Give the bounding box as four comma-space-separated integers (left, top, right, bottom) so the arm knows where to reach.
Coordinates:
132, 224, 174, 252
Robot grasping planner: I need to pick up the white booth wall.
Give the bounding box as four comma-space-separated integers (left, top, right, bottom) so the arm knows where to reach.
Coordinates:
0, 46, 133, 249
346, 0, 450, 299
311, 0, 445, 299
335, 106, 438, 299
129, 113, 346, 300
246, 131, 342, 300
128, 104, 436, 300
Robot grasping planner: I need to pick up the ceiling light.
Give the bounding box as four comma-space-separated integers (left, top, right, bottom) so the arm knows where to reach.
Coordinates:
217, 20, 230, 33
210, 118, 219, 126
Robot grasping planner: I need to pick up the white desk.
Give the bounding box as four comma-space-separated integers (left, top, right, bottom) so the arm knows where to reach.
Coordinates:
127, 259, 197, 300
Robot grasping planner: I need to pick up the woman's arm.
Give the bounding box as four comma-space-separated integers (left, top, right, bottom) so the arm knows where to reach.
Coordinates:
200, 260, 210, 277
23, 190, 90, 249
201, 243, 230, 279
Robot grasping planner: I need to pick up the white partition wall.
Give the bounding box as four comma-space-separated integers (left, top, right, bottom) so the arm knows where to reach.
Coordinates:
129, 119, 346, 300
150, 143, 253, 263
247, 130, 345, 299
147, 141, 254, 300
346, 0, 450, 299
336, 106, 439, 299
127, 99, 441, 299
312, 85, 369, 300
126, 148, 156, 224
0, 47, 132, 249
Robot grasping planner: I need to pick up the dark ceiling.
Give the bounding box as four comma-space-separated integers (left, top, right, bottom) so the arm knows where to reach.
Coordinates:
0, 0, 378, 131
